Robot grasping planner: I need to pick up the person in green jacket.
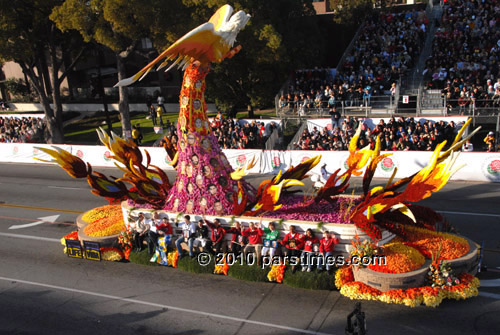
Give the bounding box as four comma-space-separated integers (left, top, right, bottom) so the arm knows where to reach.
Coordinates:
261, 221, 280, 260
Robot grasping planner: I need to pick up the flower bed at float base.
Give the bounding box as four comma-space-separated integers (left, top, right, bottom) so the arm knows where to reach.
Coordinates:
335, 225, 481, 307
335, 267, 480, 308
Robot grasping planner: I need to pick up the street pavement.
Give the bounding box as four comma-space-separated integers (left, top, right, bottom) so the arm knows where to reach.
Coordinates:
0, 162, 499, 335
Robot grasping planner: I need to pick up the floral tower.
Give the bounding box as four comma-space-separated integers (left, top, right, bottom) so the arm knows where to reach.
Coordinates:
164, 62, 256, 215
115, 4, 256, 215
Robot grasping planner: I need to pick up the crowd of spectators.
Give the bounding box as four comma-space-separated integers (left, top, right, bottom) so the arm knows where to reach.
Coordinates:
162, 113, 279, 150
423, 0, 500, 111
0, 116, 45, 143
291, 116, 464, 152
280, 10, 427, 113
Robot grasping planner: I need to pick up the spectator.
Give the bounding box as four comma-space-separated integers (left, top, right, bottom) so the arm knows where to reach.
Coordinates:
0, 116, 45, 143
329, 107, 341, 129
157, 94, 166, 114
484, 131, 496, 152
131, 124, 143, 145
462, 139, 474, 152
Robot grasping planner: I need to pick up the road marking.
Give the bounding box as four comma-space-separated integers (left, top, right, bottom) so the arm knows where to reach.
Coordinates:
437, 210, 500, 218
0, 232, 60, 243
478, 291, 500, 300
478, 278, 500, 287
48, 186, 86, 190
8, 215, 60, 230
0, 203, 83, 214
0, 276, 331, 335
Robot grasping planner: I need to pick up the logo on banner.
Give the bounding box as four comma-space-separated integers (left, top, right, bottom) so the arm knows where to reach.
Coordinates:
236, 154, 247, 167
300, 156, 310, 163
380, 157, 396, 172
12, 146, 18, 155
272, 156, 281, 169
33, 148, 39, 157
76, 150, 84, 158
482, 157, 500, 181
103, 151, 112, 162
165, 154, 172, 164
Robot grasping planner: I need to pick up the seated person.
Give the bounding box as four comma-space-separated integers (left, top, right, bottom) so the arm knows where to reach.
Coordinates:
148, 214, 173, 254
131, 212, 151, 252
300, 228, 319, 272
175, 215, 197, 258
226, 221, 245, 255
202, 216, 226, 255
318, 231, 339, 273
281, 225, 303, 273
261, 221, 280, 259
242, 221, 264, 264
193, 219, 210, 252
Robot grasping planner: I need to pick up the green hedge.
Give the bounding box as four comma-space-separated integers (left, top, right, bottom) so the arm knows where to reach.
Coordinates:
129, 249, 158, 266
129, 250, 338, 290
283, 270, 337, 290
228, 263, 271, 282
177, 255, 215, 274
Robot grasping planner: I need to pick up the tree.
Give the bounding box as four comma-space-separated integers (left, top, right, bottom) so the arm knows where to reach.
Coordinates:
328, 0, 374, 25
0, 0, 86, 143
179, 0, 325, 117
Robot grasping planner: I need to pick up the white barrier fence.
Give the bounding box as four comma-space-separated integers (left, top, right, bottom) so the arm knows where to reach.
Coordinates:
1, 143, 499, 183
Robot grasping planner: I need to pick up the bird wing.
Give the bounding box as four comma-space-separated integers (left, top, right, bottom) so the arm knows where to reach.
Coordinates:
115, 23, 223, 87
209, 4, 233, 30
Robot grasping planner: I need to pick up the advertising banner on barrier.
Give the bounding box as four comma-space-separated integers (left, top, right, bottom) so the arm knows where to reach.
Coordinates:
223, 149, 262, 174
70, 145, 117, 168
0, 143, 71, 164
260, 150, 292, 174
1, 143, 500, 183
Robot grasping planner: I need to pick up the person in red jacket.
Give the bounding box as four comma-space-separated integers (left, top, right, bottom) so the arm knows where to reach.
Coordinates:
242, 221, 264, 264
318, 231, 339, 273
225, 221, 245, 255
301, 228, 320, 272
281, 225, 303, 273
202, 216, 226, 255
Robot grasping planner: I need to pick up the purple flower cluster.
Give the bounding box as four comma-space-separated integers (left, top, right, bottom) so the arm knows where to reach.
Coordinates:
264, 195, 360, 223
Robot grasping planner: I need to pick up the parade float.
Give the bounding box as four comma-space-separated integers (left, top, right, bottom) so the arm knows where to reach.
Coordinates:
39, 4, 480, 307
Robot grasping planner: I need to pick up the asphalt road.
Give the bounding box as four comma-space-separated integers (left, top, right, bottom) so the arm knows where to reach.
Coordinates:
0, 162, 499, 335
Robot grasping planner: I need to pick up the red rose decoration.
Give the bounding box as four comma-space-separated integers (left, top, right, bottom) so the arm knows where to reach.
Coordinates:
490, 160, 500, 171
382, 157, 393, 168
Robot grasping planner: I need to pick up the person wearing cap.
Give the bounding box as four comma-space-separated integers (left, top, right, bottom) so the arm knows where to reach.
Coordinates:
318, 231, 339, 273
484, 131, 496, 152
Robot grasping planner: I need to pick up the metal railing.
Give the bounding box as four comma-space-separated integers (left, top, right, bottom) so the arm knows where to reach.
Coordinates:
277, 95, 398, 119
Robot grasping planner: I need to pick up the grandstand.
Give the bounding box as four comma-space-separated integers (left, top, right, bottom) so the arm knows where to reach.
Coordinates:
275, 0, 499, 152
